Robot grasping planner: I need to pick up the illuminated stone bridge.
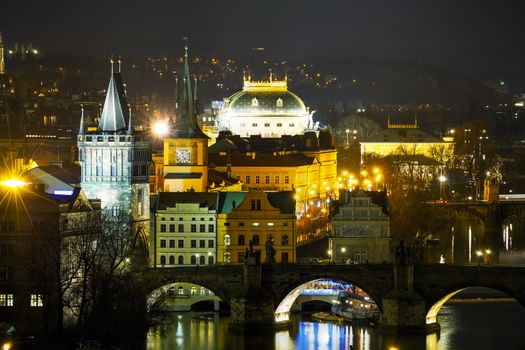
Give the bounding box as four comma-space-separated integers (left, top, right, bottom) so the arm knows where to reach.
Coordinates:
147, 263, 525, 333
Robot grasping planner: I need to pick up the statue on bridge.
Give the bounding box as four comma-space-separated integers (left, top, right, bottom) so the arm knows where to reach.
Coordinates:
395, 240, 408, 265
265, 237, 276, 264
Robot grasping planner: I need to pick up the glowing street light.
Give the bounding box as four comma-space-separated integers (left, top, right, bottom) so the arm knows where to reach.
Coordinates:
152, 120, 169, 136
0, 179, 26, 188
476, 250, 483, 266
439, 175, 447, 201
345, 129, 350, 147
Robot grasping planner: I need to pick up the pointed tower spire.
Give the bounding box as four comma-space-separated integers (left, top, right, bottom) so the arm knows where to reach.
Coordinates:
99, 57, 129, 133
127, 105, 133, 134
0, 31, 5, 75
169, 40, 208, 139
79, 104, 85, 135
193, 74, 198, 115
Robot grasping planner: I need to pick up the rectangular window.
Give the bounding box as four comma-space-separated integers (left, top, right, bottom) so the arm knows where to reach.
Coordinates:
169, 224, 175, 232
200, 224, 206, 233
208, 224, 214, 232
160, 239, 166, 248
255, 176, 260, 184
160, 224, 166, 233
265, 176, 270, 184
199, 240, 205, 248
178, 240, 184, 248
30, 294, 43, 307
275, 176, 279, 184
282, 252, 289, 263
0, 294, 14, 307
169, 239, 175, 248
208, 240, 214, 248
191, 224, 197, 232
246, 176, 251, 184
178, 224, 184, 232
0, 267, 13, 281
284, 176, 289, 184
191, 240, 197, 248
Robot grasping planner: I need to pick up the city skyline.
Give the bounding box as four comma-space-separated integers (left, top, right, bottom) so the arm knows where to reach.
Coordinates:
2, 0, 525, 75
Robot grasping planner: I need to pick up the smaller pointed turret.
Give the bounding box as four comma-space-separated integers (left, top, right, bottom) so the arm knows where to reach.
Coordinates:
79, 104, 85, 135
127, 105, 134, 135
0, 30, 5, 75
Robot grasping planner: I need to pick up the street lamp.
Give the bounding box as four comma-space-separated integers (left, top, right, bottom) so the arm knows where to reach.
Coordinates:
327, 249, 333, 263
439, 175, 447, 201
345, 129, 350, 147
485, 249, 491, 264
196, 253, 200, 267
152, 119, 169, 137
476, 250, 483, 266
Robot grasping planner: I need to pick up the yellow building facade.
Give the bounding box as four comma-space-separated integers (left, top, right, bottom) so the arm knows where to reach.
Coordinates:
216, 190, 296, 264
360, 121, 454, 163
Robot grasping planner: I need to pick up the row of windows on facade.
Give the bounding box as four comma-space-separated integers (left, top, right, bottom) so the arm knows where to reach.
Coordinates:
239, 122, 295, 128
168, 285, 214, 296
159, 217, 214, 221
0, 293, 43, 307
159, 224, 214, 233
223, 251, 289, 263
240, 175, 290, 185
223, 234, 288, 246
223, 222, 288, 227
159, 254, 214, 266
159, 239, 214, 249
250, 97, 284, 107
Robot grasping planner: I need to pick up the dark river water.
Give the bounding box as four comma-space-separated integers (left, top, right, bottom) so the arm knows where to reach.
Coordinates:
145, 299, 525, 350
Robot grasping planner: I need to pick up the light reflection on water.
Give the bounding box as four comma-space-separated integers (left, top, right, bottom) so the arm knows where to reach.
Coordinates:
146, 300, 525, 350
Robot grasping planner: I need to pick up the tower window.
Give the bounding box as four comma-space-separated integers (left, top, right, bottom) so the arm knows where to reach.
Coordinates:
276, 98, 283, 107
252, 98, 258, 107
252, 123, 258, 127
277, 123, 282, 127
264, 123, 270, 127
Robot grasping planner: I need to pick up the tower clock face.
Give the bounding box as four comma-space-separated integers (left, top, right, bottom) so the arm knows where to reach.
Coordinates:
176, 150, 191, 164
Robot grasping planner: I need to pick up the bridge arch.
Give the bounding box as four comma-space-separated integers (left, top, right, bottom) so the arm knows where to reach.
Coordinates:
274, 276, 381, 323
147, 281, 226, 312
426, 285, 525, 325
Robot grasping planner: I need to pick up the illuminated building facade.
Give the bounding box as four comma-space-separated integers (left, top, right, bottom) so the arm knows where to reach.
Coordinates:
216, 190, 296, 264
77, 61, 151, 242
0, 183, 100, 335
359, 118, 454, 163
163, 45, 210, 192
330, 190, 391, 263
208, 132, 337, 215
217, 74, 315, 138
151, 192, 217, 268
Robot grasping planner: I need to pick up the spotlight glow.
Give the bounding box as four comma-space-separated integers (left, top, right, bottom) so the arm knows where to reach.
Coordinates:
152, 120, 169, 136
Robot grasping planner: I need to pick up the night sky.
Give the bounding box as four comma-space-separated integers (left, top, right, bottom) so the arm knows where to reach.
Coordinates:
2, 0, 525, 74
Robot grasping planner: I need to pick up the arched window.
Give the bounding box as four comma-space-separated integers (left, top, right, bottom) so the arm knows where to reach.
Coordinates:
178, 255, 184, 265
276, 98, 283, 107
251, 199, 256, 210
160, 255, 166, 265
257, 199, 261, 210
282, 234, 289, 245
208, 255, 214, 265
169, 255, 175, 265
239, 235, 245, 246
224, 234, 231, 246
224, 252, 231, 263
199, 255, 205, 265
252, 235, 260, 245
252, 97, 258, 107
191, 255, 197, 265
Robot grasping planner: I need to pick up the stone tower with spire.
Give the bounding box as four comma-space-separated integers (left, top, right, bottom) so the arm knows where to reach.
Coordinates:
77, 59, 151, 248
163, 42, 209, 192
